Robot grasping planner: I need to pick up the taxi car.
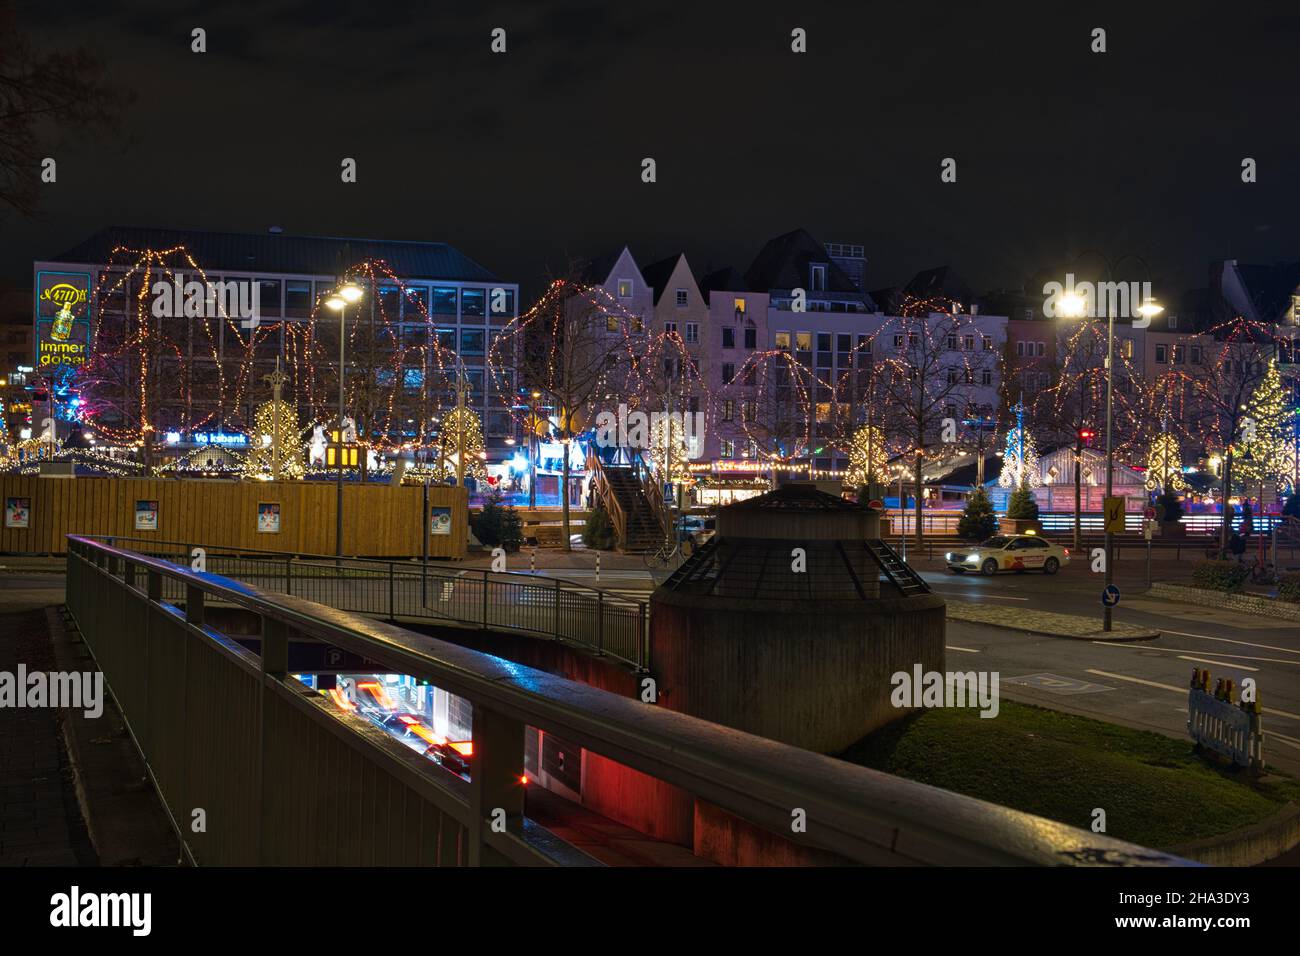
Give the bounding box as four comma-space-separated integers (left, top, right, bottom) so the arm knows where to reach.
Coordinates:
944, 533, 1069, 575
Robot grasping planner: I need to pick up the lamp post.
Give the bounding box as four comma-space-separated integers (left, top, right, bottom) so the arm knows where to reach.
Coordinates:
325, 281, 363, 556
1058, 261, 1161, 632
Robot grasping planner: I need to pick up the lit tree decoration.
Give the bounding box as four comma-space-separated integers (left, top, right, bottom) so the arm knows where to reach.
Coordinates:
241, 399, 303, 480
1144, 430, 1186, 493
435, 404, 486, 483
846, 423, 889, 488
1237, 358, 1291, 492
0, 398, 9, 458
648, 413, 691, 482
998, 399, 1041, 489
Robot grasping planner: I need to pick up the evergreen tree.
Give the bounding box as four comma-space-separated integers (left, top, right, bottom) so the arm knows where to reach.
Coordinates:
1284, 492, 1300, 519
472, 488, 524, 551
1005, 482, 1040, 520
581, 502, 617, 550
1155, 490, 1184, 522
957, 486, 998, 540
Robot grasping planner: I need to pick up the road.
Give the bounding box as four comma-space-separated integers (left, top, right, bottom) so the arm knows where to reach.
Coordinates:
554, 558, 1300, 777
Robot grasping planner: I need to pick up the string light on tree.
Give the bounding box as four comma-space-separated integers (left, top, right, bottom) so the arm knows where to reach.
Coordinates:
1144, 430, 1186, 494
436, 405, 486, 483
1237, 357, 1290, 492
241, 399, 303, 480
846, 423, 889, 489
998, 398, 1041, 489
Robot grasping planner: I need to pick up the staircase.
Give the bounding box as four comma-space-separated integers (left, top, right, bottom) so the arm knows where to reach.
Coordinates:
865, 538, 931, 596
586, 453, 666, 553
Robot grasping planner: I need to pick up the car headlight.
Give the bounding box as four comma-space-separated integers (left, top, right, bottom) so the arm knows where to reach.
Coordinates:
945, 552, 953, 561
965, 554, 980, 563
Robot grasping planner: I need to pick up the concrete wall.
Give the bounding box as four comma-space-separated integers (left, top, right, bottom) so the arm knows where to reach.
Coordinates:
649, 591, 946, 753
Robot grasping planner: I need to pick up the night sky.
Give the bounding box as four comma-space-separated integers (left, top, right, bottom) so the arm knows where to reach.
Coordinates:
6, 1, 1300, 300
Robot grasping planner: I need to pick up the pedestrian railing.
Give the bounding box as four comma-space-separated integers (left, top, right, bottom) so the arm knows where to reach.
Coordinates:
66, 534, 1196, 867
1187, 668, 1265, 773
85, 536, 648, 670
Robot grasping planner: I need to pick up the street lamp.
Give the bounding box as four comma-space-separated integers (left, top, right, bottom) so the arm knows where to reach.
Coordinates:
1057, 257, 1160, 632
325, 281, 364, 556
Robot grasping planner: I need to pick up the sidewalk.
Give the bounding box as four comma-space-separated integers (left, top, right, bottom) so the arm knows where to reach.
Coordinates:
0, 607, 96, 865
945, 600, 1159, 641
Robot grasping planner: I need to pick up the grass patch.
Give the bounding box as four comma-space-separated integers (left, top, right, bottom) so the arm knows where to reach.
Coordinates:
839, 700, 1300, 848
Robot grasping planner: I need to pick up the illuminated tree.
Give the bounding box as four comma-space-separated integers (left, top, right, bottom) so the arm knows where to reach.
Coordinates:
240, 399, 303, 480
1237, 358, 1290, 492
648, 413, 691, 484
1144, 431, 1186, 494
846, 423, 889, 491
435, 404, 486, 484
998, 399, 1041, 489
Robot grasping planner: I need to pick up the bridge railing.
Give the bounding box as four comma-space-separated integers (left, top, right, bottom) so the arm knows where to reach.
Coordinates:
67, 534, 1194, 868
84, 535, 648, 669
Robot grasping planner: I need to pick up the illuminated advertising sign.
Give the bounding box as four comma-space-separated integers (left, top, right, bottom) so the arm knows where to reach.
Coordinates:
35, 271, 91, 372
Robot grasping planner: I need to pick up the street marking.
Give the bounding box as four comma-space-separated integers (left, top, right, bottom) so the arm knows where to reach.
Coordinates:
1084, 669, 1181, 693
945, 645, 981, 653
1267, 734, 1300, 752
934, 590, 1029, 601
1091, 641, 1300, 666
1086, 669, 1300, 723
1157, 630, 1300, 655
1177, 655, 1258, 672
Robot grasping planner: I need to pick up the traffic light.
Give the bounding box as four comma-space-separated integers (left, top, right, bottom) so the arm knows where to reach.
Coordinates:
1078, 427, 1096, 447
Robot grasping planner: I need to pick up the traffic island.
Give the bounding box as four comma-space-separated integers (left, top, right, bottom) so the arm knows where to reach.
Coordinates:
839, 699, 1300, 858
947, 600, 1159, 640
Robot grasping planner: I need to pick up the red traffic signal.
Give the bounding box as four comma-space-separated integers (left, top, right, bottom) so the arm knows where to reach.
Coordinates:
1078, 428, 1096, 446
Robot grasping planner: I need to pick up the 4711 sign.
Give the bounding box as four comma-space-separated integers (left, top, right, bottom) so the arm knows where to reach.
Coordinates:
35, 270, 91, 370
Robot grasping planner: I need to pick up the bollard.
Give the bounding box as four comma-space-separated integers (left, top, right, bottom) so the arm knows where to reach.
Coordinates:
595, 550, 600, 586
530, 548, 536, 575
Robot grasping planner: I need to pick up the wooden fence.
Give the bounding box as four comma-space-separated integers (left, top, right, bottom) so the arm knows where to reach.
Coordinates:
0, 476, 468, 557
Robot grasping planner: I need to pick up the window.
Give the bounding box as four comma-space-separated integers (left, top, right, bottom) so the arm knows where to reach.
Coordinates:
947, 368, 958, 384
1191, 345, 1202, 364
722, 362, 736, 384
721, 439, 735, 458
1169, 316, 1178, 330
722, 327, 735, 348
743, 401, 756, 422
810, 264, 826, 291
431, 288, 458, 315
963, 335, 974, 351
744, 328, 756, 349
983, 336, 993, 351
894, 334, 905, 349
981, 369, 992, 386
617, 279, 633, 299
775, 331, 791, 349
721, 400, 734, 421
733, 297, 746, 314
676, 289, 688, 307
685, 323, 699, 344
796, 332, 812, 351
461, 288, 486, 317
606, 315, 619, 332
1016, 341, 1025, 357
945, 404, 957, 420
285, 280, 312, 316
1036, 342, 1045, 357
1155, 344, 1168, 363
664, 321, 677, 335
1173, 345, 1184, 364
947, 335, 958, 350
460, 329, 485, 354
1122, 339, 1134, 358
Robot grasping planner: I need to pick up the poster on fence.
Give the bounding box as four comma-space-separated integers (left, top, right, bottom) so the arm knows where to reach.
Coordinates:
430, 506, 452, 536
135, 499, 159, 531
4, 497, 30, 529
257, 501, 281, 533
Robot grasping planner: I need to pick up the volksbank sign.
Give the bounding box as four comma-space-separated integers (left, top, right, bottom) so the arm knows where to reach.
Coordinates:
35, 270, 91, 370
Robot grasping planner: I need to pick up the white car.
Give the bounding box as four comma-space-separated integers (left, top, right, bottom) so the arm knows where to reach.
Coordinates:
945, 534, 1069, 575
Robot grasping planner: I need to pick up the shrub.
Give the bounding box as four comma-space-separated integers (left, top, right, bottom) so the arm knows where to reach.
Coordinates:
1005, 482, 1040, 520
1191, 559, 1248, 593
471, 488, 524, 552
581, 503, 617, 551
1278, 572, 1300, 603
957, 486, 999, 541
1284, 493, 1300, 519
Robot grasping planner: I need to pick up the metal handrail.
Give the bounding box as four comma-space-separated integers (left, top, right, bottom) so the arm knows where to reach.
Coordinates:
67, 533, 1195, 867
84, 534, 650, 669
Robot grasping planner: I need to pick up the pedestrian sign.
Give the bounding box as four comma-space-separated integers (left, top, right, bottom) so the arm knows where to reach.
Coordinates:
1104, 496, 1126, 534
1101, 584, 1121, 608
